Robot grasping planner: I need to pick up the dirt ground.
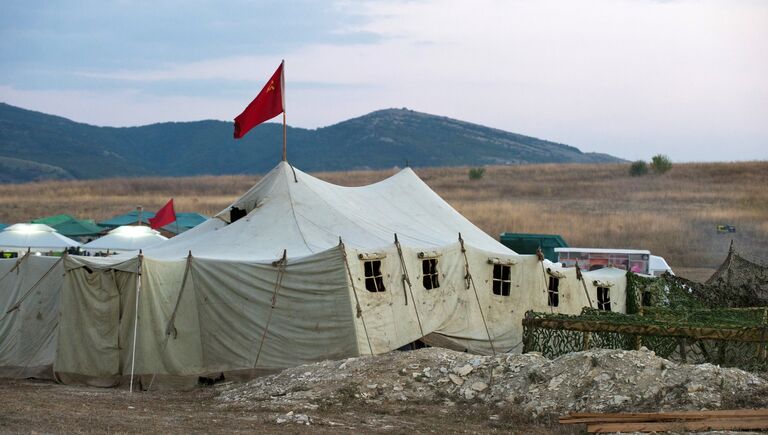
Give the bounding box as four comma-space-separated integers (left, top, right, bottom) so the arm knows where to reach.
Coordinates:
0, 379, 572, 434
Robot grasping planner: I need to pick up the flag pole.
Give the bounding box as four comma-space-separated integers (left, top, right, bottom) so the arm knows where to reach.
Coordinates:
281, 59, 286, 162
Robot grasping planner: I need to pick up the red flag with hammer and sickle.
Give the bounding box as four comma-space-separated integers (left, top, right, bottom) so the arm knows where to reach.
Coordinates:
234, 61, 284, 139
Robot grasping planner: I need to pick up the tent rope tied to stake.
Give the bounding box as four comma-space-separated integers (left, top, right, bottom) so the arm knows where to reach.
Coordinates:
394, 233, 425, 340
253, 249, 288, 368
459, 233, 497, 356
537, 248, 554, 314
339, 238, 374, 355
165, 251, 194, 339
576, 263, 594, 309
394, 234, 411, 306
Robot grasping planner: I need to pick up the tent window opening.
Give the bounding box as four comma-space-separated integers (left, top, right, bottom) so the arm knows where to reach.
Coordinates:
597, 287, 611, 311
547, 277, 559, 307
363, 260, 386, 293
422, 258, 440, 290
492, 264, 511, 296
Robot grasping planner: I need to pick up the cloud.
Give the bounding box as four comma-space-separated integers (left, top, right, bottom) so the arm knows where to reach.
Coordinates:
1, 0, 766, 161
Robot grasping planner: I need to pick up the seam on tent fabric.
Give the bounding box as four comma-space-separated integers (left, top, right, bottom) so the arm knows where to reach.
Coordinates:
109, 268, 124, 352
281, 169, 313, 252
252, 250, 288, 368
576, 263, 594, 309
339, 240, 374, 355
395, 234, 425, 340
164, 252, 193, 339
147, 252, 194, 390
537, 249, 555, 314
295, 173, 440, 247
291, 183, 395, 246
459, 234, 496, 356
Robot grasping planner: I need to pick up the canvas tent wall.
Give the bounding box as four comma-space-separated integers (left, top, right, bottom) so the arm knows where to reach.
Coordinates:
82, 225, 168, 254
0, 223, 80, 253
0, 254, 63, 379
49, 162, 627, 388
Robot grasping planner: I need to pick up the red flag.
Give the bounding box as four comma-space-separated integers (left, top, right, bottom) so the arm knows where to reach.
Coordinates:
234, 61, 285, 139
149, 199, 176, 230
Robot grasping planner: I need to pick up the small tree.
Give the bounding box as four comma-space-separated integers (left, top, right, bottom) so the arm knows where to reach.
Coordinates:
650, 154, 673, 174
468, 167, 485, 180
629, 160, 648, 177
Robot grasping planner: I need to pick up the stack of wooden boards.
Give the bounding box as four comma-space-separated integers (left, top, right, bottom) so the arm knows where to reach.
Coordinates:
560, 409, 768, 432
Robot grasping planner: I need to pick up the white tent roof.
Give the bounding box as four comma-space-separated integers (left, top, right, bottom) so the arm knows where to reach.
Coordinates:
0, 223, 80, 251
82, 225, 168, 252
142, 162, 514, 261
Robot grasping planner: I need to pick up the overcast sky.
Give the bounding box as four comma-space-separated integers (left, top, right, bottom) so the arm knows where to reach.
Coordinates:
1, 0, 766, 162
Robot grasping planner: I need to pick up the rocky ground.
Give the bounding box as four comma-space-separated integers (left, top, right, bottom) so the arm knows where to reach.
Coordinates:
218, 347, 768, 429
1, 348, 767, 433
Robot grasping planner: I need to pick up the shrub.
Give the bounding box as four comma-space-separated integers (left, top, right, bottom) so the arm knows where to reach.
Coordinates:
468, 167, 486, 180
650, 154, 673, 174
629, 160, 649, 177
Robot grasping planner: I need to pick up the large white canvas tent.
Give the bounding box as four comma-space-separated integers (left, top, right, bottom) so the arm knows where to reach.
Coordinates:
82, 225, 168, 254
0, 163, 627, 388
0, 223, 79, 253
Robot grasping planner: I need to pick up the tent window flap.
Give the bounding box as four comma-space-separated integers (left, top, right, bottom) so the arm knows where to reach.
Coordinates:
492, 264, 511, 296
363, 260, 386, 292
547, 276, 559, 307
597, 286, 611, 311
422, 258, 440, 290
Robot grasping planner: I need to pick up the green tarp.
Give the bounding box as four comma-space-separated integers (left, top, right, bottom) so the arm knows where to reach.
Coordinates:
31, 214, 103, 238
99, 211, 207, 234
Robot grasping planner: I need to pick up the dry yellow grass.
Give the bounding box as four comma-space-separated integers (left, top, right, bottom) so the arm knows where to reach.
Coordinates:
1, 161, 766, 269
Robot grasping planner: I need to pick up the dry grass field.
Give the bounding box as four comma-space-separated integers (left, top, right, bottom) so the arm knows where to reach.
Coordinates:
0, 161, 766, 274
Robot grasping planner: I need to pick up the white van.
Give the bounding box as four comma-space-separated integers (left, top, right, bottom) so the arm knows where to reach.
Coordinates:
555, 247, 674, 276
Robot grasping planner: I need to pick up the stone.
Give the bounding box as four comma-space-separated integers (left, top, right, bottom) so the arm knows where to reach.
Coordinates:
470, 382, 487, 392
611, 395, 629, 405
448, 374, 464, 386
455, 365, 473, 377
548, 375, 564, 390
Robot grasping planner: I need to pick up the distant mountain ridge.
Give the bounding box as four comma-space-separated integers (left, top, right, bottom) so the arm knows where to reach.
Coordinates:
0, 102, 623, 182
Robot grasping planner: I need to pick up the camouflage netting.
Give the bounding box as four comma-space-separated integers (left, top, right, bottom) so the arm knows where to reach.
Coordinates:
523, 244, 768, 372
704, 241, 768, 307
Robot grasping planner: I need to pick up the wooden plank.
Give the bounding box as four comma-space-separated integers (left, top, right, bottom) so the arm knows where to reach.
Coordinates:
560, 408, 768, 424
586, 416, 768, 432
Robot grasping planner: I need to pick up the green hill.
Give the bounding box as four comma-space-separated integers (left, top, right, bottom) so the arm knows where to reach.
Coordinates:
0, 102, 623, 182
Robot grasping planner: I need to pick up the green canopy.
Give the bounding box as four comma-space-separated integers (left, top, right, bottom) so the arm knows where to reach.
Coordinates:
99, 211, 207, 234
31, 214, 104, 238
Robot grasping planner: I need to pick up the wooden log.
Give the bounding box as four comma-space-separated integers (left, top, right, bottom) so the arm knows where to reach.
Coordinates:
586, 416, 768, 432
560, 408, 768, 424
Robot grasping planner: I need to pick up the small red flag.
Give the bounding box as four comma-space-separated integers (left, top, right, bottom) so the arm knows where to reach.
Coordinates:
234, 61, 285, 139
149, 199, 176, 230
